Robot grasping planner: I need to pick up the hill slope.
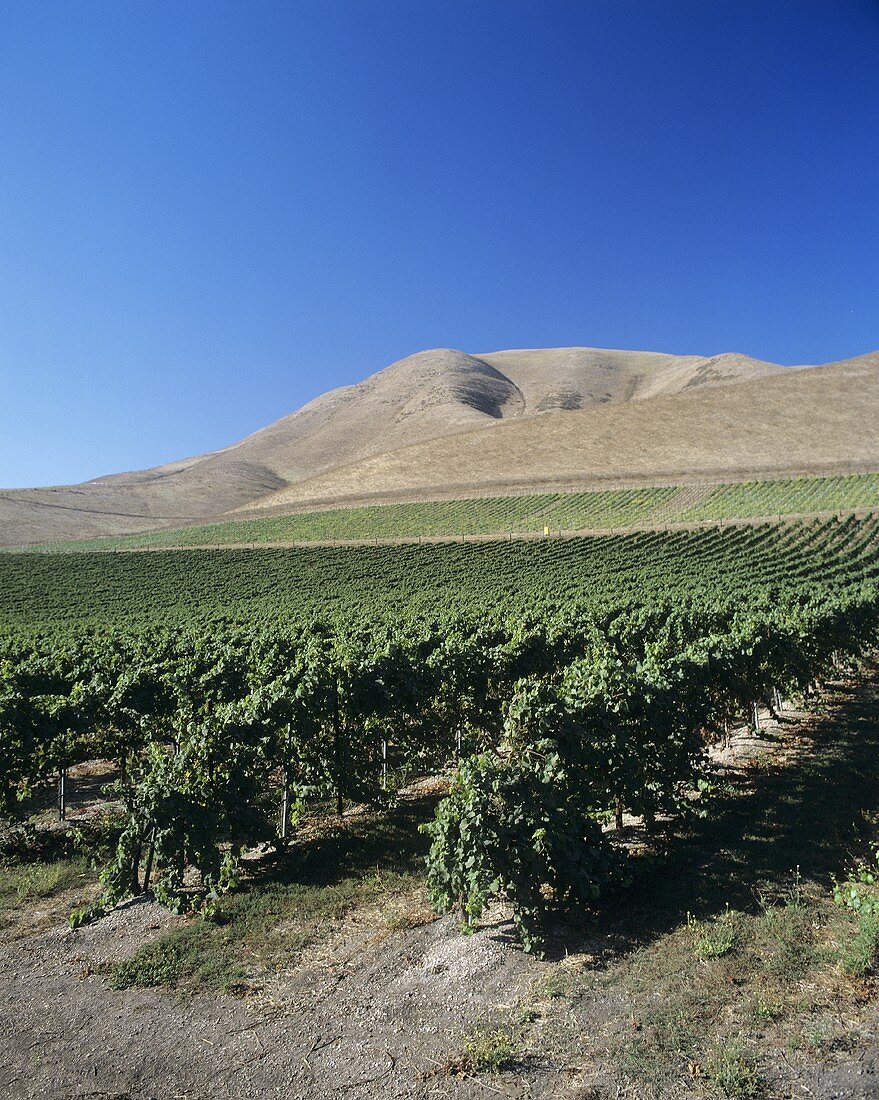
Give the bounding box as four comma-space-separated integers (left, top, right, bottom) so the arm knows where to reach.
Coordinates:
240, 351, 879, 511
0, 346, 876, 546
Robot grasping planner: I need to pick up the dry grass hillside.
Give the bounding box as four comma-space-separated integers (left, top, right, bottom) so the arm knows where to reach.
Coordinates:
238, 351, 879, 512
1, 346, 877, 545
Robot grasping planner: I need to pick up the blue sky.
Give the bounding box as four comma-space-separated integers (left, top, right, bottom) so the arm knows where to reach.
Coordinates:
1, 1, 877, 488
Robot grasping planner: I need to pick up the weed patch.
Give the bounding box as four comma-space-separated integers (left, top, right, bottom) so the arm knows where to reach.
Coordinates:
460, 1027, 519, 1073
688, 905, 740, 960
705, 1042, 761, 1098
754, 902, 815, 981
0, 859, 88, 905
838, 911, 879, 977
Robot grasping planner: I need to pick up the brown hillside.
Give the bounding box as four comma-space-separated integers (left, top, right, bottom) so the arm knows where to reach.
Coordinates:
237, 353, 879, 511
0, 346, 875, 545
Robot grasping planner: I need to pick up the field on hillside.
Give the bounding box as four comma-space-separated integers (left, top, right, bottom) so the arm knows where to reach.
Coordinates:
2, 514, 879, 627
9, 471, 879, 552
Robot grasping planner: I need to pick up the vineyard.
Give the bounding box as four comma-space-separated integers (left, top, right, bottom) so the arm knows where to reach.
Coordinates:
10, 471, 879, 551
3, 514, 879, 947
2, 513, 879, 628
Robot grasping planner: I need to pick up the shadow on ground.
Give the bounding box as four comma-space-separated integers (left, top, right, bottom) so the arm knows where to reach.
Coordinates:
252, 788, 440, 888
251, 677, 879, 965
532, 676, 879, 964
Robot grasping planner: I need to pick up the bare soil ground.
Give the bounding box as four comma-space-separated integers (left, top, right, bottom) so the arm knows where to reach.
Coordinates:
0, 895, 536, 1099
2, 675, 879, 1099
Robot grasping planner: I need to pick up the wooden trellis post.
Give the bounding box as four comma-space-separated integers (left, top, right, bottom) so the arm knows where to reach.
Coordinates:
280, 766, 291, 841
58, 767, 67, 822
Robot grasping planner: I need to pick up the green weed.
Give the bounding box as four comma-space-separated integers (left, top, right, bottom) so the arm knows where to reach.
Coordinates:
460, 1027, 519, 1073
688, 906, 739, 960
755, 903, 815, 981
838, 912, 879, 977
705, 1043, 761, 1098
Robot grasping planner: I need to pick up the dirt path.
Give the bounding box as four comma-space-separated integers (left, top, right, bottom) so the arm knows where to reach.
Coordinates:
0, 895, 537, 1100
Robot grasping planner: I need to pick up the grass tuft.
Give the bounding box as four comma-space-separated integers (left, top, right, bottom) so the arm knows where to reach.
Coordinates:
460, 1027, 519, 1073
688, 906, 740, 960
705, 1042, 761, 1098
838, 911, 879, 978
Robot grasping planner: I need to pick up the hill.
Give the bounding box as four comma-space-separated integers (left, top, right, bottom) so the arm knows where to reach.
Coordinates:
248, 352, 879, 511
1, 345, 877, 546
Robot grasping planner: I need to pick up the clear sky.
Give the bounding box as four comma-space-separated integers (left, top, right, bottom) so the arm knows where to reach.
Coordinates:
1, 1, 877, 488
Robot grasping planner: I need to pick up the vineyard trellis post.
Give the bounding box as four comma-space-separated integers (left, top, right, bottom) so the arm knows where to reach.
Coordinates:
142, 826, 157, 891
333, 677, 344, 817
280, 764, 291, 841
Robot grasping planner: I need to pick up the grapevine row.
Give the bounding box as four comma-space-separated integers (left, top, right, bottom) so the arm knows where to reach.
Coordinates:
3, 572, 878, 945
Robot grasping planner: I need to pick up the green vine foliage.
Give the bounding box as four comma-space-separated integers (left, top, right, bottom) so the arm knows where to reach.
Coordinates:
424, 680, 632, 952
2, 523, 879, 940
99, 704, 275, 909
423, 590, 879, 949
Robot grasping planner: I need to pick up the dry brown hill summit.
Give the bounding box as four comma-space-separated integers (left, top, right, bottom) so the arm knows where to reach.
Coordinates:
1, 346, 878, 545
